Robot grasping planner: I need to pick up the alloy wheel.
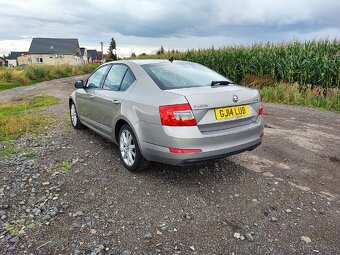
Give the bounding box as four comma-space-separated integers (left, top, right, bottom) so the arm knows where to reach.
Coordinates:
119, 129, 136, 166
70, 104, 78, 127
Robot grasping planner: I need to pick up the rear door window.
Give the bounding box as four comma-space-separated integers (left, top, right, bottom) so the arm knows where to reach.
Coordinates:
86, 65, 110, 88
103, 65, 128, 91
102, 65, 135, 91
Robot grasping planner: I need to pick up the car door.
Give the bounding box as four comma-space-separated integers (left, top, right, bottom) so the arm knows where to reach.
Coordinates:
76, 64, 111, 128
94, 64, 136, 136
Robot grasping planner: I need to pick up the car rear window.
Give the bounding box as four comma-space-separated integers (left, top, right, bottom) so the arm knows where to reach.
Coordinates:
141, 62, 231, 90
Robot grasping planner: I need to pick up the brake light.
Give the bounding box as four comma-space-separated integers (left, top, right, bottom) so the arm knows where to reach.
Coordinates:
169, 148, 202, 153
260, 131, 264, 138
159, 103, 197, 126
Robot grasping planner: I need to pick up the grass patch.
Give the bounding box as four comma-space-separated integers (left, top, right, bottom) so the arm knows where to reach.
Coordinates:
0, 81, 34, 90
0, 147, 19, 157
59, 161, 72, 171
4, 217, 37, 236
52, 161, 72, 172
0, 94, 58, 141
24, 150, 37, 158
260, 83, 340, 112
0, 63, 98, 91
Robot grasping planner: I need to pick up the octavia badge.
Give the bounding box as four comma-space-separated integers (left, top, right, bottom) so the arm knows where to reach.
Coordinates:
233, 95, 238, 103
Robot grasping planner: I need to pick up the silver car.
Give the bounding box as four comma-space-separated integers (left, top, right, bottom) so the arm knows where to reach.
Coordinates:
69, 60, 264, 171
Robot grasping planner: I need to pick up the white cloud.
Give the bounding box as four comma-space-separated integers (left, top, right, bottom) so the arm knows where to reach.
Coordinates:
0, 0, 339, 55
0, 39, 31, 55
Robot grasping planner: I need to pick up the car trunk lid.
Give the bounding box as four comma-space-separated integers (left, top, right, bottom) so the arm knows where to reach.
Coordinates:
167, 85, 261, 133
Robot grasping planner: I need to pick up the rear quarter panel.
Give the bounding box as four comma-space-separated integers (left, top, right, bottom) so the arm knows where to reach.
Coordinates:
116, 61, 188, 145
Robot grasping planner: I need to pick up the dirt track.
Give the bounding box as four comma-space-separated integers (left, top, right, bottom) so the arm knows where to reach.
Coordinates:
0, 77, 339, 255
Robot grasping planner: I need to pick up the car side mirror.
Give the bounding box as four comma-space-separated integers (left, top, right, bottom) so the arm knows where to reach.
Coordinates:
74, 80, 84, 89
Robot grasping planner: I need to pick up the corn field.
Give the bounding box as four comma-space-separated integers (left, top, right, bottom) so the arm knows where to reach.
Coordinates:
139, 39, 340, 88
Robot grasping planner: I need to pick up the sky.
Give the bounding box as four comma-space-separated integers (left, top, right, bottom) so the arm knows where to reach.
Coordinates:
0, 0, 339, 57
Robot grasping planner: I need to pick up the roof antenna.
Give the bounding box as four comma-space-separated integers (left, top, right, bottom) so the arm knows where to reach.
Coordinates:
169, 57, 174, 63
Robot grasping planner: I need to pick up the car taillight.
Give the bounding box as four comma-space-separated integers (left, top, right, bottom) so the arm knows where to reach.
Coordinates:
159, 103, 197, 126
169, 148, 202, 153
260, 131, 264, 138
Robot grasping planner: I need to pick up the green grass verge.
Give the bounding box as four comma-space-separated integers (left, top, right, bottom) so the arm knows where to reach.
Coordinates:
0, 63, 98, 91
0, 94, 59, 141
0, 81, 34, 91
260, 84, 340, 112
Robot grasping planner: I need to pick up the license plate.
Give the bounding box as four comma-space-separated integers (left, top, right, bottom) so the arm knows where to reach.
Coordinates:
215, 105, 250, 120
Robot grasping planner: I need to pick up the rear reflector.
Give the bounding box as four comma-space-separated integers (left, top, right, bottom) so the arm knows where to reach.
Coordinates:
260, 131, 264, 138
169, 148, 202, 154
258, 96, 263, 115
159, 103, 197, 126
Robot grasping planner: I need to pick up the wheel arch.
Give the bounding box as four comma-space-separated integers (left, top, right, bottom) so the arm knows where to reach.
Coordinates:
113, 118, 146, 158
69, 97, 73, 107
114, 119, 129, 143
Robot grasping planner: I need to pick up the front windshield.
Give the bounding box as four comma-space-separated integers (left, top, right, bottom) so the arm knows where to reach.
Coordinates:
141, 62, 231, 90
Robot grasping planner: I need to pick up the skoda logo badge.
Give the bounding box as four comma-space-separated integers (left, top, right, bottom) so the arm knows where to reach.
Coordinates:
233, 95, 238, 103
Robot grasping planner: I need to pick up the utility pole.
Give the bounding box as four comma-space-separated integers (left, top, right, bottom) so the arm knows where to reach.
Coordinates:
100, 42, 103, 63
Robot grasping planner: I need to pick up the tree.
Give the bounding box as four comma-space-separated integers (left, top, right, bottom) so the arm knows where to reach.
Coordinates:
130, 52, 136, 58
108, 37, 117, 60
156, 45, 165, 55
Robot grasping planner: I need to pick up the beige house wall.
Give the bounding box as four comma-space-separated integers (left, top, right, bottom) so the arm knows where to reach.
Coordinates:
29, 54, 82, 65
17, 55, 32, 65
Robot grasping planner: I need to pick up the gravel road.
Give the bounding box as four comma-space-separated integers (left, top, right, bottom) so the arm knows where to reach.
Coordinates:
1, 76, 339, 255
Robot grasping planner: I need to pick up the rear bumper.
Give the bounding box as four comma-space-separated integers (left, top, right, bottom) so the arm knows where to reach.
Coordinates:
177, 140, 261, 166
137, 117, 264, 166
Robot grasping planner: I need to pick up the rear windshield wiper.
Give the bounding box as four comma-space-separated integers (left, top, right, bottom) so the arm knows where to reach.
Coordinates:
211, 81, 234, 87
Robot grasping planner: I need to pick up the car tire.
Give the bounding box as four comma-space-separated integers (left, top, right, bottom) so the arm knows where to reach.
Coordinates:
70, 101, 84, 129
118, 124, 149, 172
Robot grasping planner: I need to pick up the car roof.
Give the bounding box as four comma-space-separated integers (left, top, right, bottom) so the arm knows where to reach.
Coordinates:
129, 59, 172, 65
117, 59, 190, 66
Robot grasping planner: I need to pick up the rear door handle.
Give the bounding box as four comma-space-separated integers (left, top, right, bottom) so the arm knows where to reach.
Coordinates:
88, 95, 95, 99
112, 99, 121, 104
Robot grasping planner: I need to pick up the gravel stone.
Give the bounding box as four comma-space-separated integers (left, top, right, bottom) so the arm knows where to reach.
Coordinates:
0, 78, 339, 254
233, 233, 241, 239
9, 236, 19, 244
301, 236, 312, 243
245, 233, 254, 242
144, 232, 153, 240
